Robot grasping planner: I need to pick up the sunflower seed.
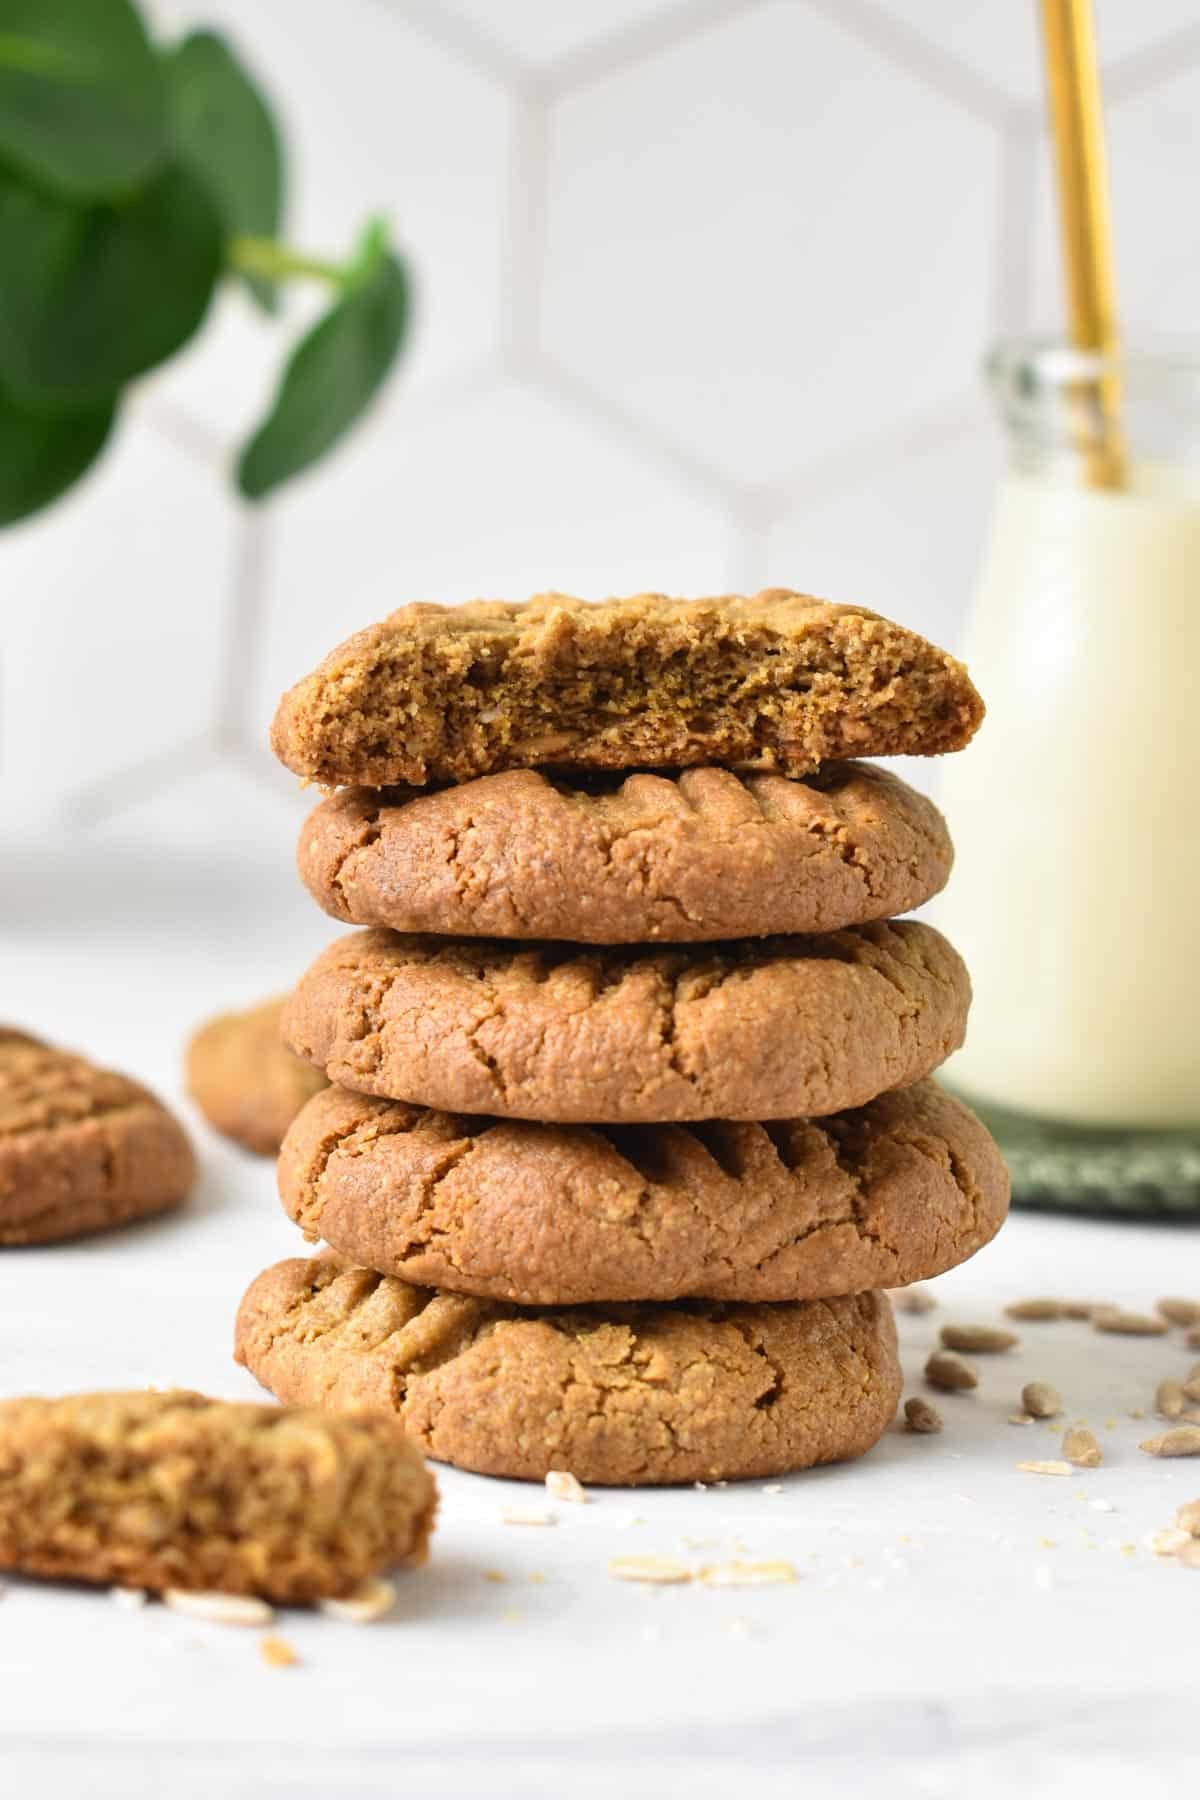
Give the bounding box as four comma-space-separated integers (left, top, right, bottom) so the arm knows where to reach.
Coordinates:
609, 1556, 692, 1585
1004, 1298, 1066, 1322
698, 1560, 797, 1588
1022, 1381, 1062, 1419
318, 1578, 396, 1623
888, 1285, 936, 1314
924, 1349, 977, 1392
903, 1396, 943, 1434
164, 1590, 274, 1627
1145, 1528, 1192, 1556
1139, 1426, 1200, 1458
1093, 1308, 1168, 1337
1062, 1427, 1103, 1468
1156, 1379, 1187, 1419
545, 1470, 588, 1504
940, 1323, 1019, 1354
1156, 1297, 1200, 1328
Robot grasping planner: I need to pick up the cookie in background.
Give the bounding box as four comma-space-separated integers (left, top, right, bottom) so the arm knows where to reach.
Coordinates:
1, 1030, 194, 1246
186, 997, 327, 1156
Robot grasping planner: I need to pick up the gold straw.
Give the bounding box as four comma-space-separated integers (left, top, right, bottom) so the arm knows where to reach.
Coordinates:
1039, 0, 1126, 488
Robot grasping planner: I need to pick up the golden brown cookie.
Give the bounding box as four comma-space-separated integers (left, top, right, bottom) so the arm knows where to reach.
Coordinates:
236, 1257, 901, 1485
0, 1390, 435, 1601
186, 996, 327, 1156
298, 762, 953, 943
271, 591, 983, 789
282, 922, 969, 1122
0, 1034, 195, 1245
277, 1080, 1008, 1305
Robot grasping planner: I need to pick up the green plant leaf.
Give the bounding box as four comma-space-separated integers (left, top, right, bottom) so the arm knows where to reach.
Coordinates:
0, 159, 222, 407
165, 29, 283, 312
237, 228, 409, 500
0, 376, 115, 525
0, 0, 167, 198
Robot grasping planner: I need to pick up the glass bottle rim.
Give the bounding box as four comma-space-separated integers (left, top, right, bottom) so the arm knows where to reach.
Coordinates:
987, 335, 1200, 452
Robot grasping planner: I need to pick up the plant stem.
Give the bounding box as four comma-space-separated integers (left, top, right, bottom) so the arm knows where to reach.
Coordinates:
227, 236, 346, 286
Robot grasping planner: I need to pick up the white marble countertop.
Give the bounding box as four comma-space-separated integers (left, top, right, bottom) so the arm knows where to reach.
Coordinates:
2, 814, 1198, 1798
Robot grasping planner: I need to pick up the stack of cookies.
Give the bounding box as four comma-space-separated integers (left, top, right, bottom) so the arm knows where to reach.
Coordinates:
236, 591, 1009, 1486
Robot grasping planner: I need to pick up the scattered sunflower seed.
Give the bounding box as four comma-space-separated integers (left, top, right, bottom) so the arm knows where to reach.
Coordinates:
545, 1470, 588, 1504
1145, 1528, 1192, 1556
1004, 1297, 1066, 1322
698, 1560, 797, 1588
1139, 1426, 1200, 1458
609, 1555, 692, 1585
318, 1578, 397, 1624
1156, 1297, 1200, 1328
1092, 1308, 1168, 1337
502, 1508, 556, 1526
904, 1395, 943, 1434
1022, 1381, 1062, 1419
924, 1349, 978, 1392
940, 1323, 1019, 1354
1156, 1379, 1186, 1419
1017, 1460, 1073, 1477
109, 1587, 148, 1610
888, 1284, 936, 1314
760, 1483, 784, 1495
1176, 1499, 1200, 1535
164, 1590, 274, 1627
1008, 1412, 1036, 1426
1062, 1427, 1103, 1468
259, 1634, 299, 1668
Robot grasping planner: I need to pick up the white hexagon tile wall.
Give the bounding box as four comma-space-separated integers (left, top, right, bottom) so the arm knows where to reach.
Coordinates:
5, 0, 1200, 843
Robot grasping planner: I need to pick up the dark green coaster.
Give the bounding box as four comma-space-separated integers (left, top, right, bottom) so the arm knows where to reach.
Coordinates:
950, 1094, 1200, 1219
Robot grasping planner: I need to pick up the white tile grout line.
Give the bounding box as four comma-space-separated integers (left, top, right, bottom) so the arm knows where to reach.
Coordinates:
751, 394, 986, 520
991, 120, 1040, 342
803, 0, 1021, 129
536, 0, 766, 99
529, 348, 751, 509
132, 395, 229, 473
725, 513, 773, 593
1100, 21, 1200, 106
372, 0, 533, 91
64, 736, 219, 829
214, 507, 272, 752
504, 93, 551, 361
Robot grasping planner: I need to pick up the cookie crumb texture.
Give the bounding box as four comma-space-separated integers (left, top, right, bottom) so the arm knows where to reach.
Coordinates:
278, 1081, 1008, 1305
235, 1259, 902, 1485
0, 1033, 195, 1245
186, 996, 327, 1156
0, 1390, 436, 1601
299, 763, 953, 944
282, 921, 969, 1122
271, 592, 983, 789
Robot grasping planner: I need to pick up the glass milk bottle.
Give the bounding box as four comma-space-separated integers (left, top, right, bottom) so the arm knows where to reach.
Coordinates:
937, 341, 1200, 1211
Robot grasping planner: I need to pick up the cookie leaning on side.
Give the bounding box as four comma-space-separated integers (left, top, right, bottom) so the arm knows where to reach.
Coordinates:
186, 996, 327, 1156
240, 589, 1005, 1485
